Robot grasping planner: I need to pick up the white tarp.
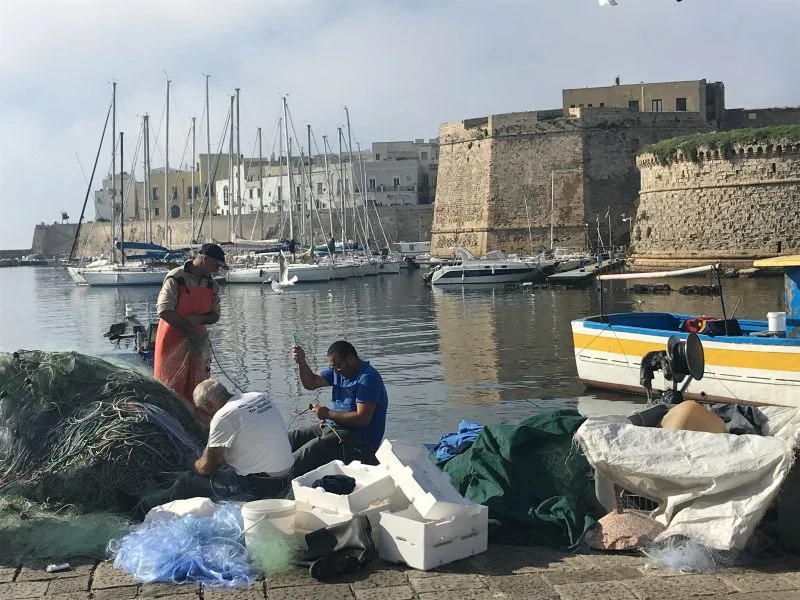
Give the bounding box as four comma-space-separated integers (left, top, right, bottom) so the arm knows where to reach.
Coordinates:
575, 415, 797, 550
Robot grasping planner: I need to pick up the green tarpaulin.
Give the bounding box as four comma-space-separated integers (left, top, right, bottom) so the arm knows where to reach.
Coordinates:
442, 409, 602, 548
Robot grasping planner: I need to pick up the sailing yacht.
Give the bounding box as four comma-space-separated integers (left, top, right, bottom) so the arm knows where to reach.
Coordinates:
430, 247, 542, 285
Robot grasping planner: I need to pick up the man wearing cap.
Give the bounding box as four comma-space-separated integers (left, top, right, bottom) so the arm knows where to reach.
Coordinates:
154, 243, 227, 417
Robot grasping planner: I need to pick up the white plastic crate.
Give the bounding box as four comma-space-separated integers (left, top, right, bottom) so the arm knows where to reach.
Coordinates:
378, 506, 488, 570
291, 460, 395, 515
376, 440, 479, 520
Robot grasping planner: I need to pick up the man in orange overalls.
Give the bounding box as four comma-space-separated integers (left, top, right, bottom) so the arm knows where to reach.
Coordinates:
154, 243, 226, 418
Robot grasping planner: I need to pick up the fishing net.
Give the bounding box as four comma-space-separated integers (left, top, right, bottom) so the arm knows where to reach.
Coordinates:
0, 495, 131, 564
0, 350, 207, 514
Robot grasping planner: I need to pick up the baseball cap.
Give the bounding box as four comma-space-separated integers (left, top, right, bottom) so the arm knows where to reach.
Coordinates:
199, 243, 228, 268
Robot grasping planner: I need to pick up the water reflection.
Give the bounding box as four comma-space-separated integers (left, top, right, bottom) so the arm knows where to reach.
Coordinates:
0, 267, 786, 446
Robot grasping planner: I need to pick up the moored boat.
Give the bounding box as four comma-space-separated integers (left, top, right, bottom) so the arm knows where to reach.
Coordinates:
571, 261, 800, 408
430, 247, 541, 286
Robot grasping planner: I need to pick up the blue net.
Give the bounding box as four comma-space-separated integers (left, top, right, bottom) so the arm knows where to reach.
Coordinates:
109, 503, 255, 587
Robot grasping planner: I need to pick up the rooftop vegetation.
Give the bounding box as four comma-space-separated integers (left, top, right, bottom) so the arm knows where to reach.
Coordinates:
639, 125, 800, 165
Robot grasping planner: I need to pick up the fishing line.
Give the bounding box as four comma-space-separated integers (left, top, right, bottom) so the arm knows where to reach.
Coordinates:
208, 337, 246, 394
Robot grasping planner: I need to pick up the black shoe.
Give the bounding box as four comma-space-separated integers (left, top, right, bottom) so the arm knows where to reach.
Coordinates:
308, 551, 360, 581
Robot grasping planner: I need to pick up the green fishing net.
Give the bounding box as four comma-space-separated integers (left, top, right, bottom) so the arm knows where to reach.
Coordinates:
0, 350, 207, 514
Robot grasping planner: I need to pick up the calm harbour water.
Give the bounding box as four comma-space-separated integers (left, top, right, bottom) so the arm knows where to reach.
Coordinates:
0, 266, 785, 444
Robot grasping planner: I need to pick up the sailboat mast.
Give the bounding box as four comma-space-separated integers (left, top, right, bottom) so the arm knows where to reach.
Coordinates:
119, 131, 125, 266
337, 128, 346, 245
164, 78, 171, 247
205, 74, 212, 242
344, 107, 365, 250
111, 81, 116, 263
307, 124, 314, 248
322, 135, 334, 241
235, 88, 243, 239
283, 97, 294, 242
191, 116, 196, 240
258, 127, 264, 239
228, 95, 234, 242
142, 114, 149, 242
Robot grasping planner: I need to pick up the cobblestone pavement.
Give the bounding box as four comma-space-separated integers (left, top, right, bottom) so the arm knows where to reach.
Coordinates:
3, 545, 800, 600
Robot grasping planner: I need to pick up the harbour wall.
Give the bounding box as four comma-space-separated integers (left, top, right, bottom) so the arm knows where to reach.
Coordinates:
31, 205, 434, 257
631, 138, 800, 270
431, 108, 714, 258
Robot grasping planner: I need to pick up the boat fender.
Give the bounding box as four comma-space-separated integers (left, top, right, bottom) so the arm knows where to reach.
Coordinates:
683, 316, 709, 334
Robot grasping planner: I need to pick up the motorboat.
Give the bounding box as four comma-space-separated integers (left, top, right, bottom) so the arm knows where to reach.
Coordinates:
571, 261, 800, 408
430, 247, 541, 286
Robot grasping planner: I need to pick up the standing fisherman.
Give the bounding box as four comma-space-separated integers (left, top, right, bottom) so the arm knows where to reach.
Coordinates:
154, 243, 226, 419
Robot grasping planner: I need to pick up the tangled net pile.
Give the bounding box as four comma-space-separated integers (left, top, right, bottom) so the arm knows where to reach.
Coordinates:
0, 350, 207, 513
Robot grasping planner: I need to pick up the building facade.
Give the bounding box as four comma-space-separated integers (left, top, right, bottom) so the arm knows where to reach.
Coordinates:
562, 79, 725, 122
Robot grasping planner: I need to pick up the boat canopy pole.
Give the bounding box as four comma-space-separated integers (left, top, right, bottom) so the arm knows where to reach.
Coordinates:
598, 264, 716, 281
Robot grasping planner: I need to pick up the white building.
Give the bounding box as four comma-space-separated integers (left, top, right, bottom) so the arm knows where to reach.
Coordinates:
94, 172, 142, 221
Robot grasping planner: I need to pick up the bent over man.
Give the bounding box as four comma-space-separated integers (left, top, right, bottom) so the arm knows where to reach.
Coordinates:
290, 340, 388, 476
154, 243, 225, 416
139, 379, 294, 513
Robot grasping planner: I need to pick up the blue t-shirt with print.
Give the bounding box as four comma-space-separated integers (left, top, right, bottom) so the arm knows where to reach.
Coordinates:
320, 359, 388, 450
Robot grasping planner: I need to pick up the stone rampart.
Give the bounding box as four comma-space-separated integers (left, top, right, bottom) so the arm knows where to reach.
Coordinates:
32, 206, 433, 258
632, 138, 800, 267
431, 108, 715, 257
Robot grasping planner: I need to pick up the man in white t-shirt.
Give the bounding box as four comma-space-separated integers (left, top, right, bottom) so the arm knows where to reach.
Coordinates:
139, 380, 294, 512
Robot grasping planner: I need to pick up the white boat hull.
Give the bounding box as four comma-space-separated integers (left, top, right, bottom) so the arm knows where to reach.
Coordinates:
431, 264, 539, 285
226, 263, 334, 284
68, 266, 166, 286
572, 314, 800, 408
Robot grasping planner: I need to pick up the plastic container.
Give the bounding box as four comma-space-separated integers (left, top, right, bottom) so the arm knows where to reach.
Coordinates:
378, 505, 488, 570
376, 440, 478, 520
291, 460, 395, 514
768, 311, 787, 333
241, 499, 296, 549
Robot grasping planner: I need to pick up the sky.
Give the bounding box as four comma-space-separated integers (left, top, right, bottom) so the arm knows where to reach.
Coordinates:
0, 0, 798, 250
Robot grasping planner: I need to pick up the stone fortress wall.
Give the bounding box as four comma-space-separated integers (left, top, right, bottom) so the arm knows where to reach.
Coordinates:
432, 108, 714, 258
32, 205, 434, 258
632, 135, 800, 269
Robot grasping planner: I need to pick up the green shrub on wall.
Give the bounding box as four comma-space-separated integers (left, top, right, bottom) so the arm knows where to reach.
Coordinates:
639, 125, 800, 165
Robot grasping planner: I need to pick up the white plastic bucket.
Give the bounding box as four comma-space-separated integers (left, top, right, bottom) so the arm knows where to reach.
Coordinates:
241, 499, 296, 549
768, 311, 787, 333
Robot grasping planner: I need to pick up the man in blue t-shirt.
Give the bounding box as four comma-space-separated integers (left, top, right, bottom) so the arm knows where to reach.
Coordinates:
290, 340, 388, 477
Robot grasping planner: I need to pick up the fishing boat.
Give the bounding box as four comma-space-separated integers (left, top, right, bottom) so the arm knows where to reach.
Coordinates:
571, 260, 800, 408
430, 247, 541, 286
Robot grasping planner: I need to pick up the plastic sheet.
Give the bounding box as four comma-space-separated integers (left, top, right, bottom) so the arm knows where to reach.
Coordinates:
109, 503, 255, 587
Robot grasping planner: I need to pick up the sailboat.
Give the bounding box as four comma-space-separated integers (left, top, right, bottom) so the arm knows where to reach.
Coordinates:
68, 82, 170, 287
226, 97, 334, 284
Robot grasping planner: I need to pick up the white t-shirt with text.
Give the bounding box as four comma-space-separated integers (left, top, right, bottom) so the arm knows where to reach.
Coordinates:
207, 392, 293, 476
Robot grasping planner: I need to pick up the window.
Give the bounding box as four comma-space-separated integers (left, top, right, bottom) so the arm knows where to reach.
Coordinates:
344, 180, 349, 194
630, 138, 639, 152
171, 186, 177, 200
651, 99, 663, 112
599, 102, 605, 107
676, 97, 687, 111
257, 188, 262, 198
749, 113, 757, 120
223, 186, 229, 205
317, 182, 323, 194
579, 104, 584, 108
628, 100, 639, 111
375, 153, 381, 160
277, 186, 282, 201
421, 152, 428, 160
187, 186, 193, 199
421, 174, 429, 185
170, 205, 180, 218
152, 187, 159, 201
587, 103, 593, 108
154, 207, 159, 216
393, 177, 400, 189
369, 178, 376, 190
296, 186, 301, 198
570, 104, 575, 108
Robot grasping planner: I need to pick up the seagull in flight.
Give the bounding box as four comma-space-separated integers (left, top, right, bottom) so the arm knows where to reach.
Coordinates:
268, 252, 298, 293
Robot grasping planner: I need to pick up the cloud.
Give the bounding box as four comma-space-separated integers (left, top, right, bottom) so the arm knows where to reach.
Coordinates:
1, 0, 798, 248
